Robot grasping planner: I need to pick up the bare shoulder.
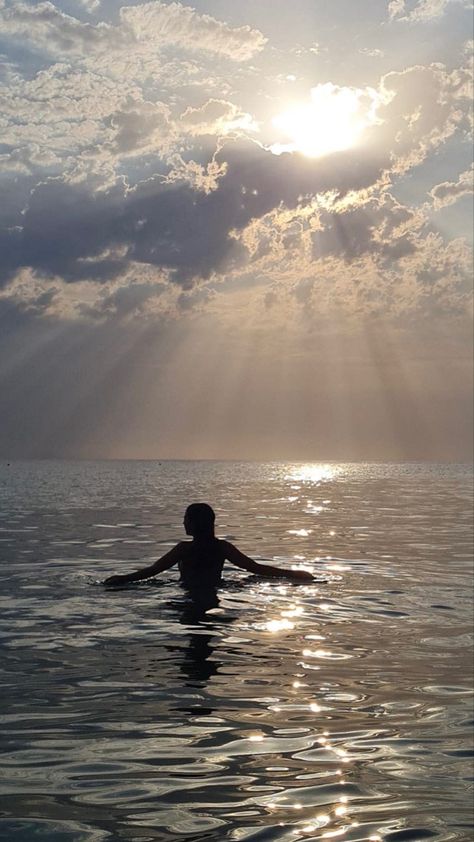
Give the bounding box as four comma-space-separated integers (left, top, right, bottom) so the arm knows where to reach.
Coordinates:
175, 540, 192, 556
219, 540, 245, 561
217, 538, 233, 554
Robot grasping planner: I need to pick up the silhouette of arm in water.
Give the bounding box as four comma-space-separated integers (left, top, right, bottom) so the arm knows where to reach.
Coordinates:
103, 540, 314, 587
103, 543, 183, 587
222, 541, 314, 583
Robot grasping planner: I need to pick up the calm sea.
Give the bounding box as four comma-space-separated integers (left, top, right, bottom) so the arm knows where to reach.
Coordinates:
0, 461, 472, 842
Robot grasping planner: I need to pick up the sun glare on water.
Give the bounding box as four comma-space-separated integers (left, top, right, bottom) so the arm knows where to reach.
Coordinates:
271, 82, 381, 158
287, 463, 341, 484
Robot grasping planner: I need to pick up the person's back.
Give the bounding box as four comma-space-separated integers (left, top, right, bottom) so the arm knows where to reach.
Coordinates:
177, 537, 226, 590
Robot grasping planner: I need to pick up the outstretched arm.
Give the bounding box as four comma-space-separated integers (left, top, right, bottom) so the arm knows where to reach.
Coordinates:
103, 543, 183, 587
223, 542, 314, 583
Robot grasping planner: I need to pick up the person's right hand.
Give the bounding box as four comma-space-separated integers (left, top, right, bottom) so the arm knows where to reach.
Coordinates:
103, 575, 125, 587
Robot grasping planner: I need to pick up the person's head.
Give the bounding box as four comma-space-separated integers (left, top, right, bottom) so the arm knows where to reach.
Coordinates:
184, 503, 216, 538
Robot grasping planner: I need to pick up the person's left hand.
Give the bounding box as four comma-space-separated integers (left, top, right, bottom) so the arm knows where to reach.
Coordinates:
288, 569, 314, 583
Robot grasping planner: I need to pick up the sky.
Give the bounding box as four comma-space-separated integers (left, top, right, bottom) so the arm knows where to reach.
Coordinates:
0, 0, 472, 461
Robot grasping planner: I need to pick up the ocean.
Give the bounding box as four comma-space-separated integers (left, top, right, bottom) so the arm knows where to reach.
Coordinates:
0, 460, 472, 842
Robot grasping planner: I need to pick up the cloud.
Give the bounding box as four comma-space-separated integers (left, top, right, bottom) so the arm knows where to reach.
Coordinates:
180, 99, 258, 136
388, 0, 407, 19
1, 3, 469, 187
0, 1, 117, 55
229, 181, 472, 324
388, 0, 470, 21
1, 52, 471, 319
0, 63, 141, 172
108, 99, 176, 157
311, 193, 418, 264
0, 0, 267, 61
0, 261, 188, 323
429, 166, 474, 208
359, 47, 385, 57
77, 0, 100, 12
119, 2, 267, 61
375, 62, 472, 173
0, 269, 61, 318
82, 279, 169, 321
272, 232, 470, 322
0, 0, 471, 331
0, 138, 390, 290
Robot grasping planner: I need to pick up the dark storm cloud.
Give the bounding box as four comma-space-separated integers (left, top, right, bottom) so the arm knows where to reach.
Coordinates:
0, 139, 387, 288
0, 179, 127, 285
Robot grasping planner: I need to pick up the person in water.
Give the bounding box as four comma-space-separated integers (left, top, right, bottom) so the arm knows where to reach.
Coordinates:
104, 503, 314, 588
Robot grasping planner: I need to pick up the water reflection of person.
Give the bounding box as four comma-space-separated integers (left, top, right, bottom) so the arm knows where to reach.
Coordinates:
104, 503, 314, 589
135, 571, 228, 690
176, 590, 233, 690
181, 631, 219, 685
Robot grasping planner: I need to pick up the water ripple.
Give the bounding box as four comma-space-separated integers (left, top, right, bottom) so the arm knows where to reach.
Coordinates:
0, 460, 472, 841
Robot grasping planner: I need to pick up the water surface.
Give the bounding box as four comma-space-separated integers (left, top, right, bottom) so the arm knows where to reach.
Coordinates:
0, 461, 472, 841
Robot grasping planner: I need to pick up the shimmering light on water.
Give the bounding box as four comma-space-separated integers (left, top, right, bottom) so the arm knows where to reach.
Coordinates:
0, 460, 472, 842
286, 463, 341, 484
265, 618, 296, 632
288, 529, 313, 536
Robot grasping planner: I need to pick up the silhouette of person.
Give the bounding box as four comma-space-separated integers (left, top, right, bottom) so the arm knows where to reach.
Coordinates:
104, 503, 314, 589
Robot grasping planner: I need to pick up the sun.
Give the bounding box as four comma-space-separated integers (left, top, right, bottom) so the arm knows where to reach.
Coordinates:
271, 82, 381, 158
